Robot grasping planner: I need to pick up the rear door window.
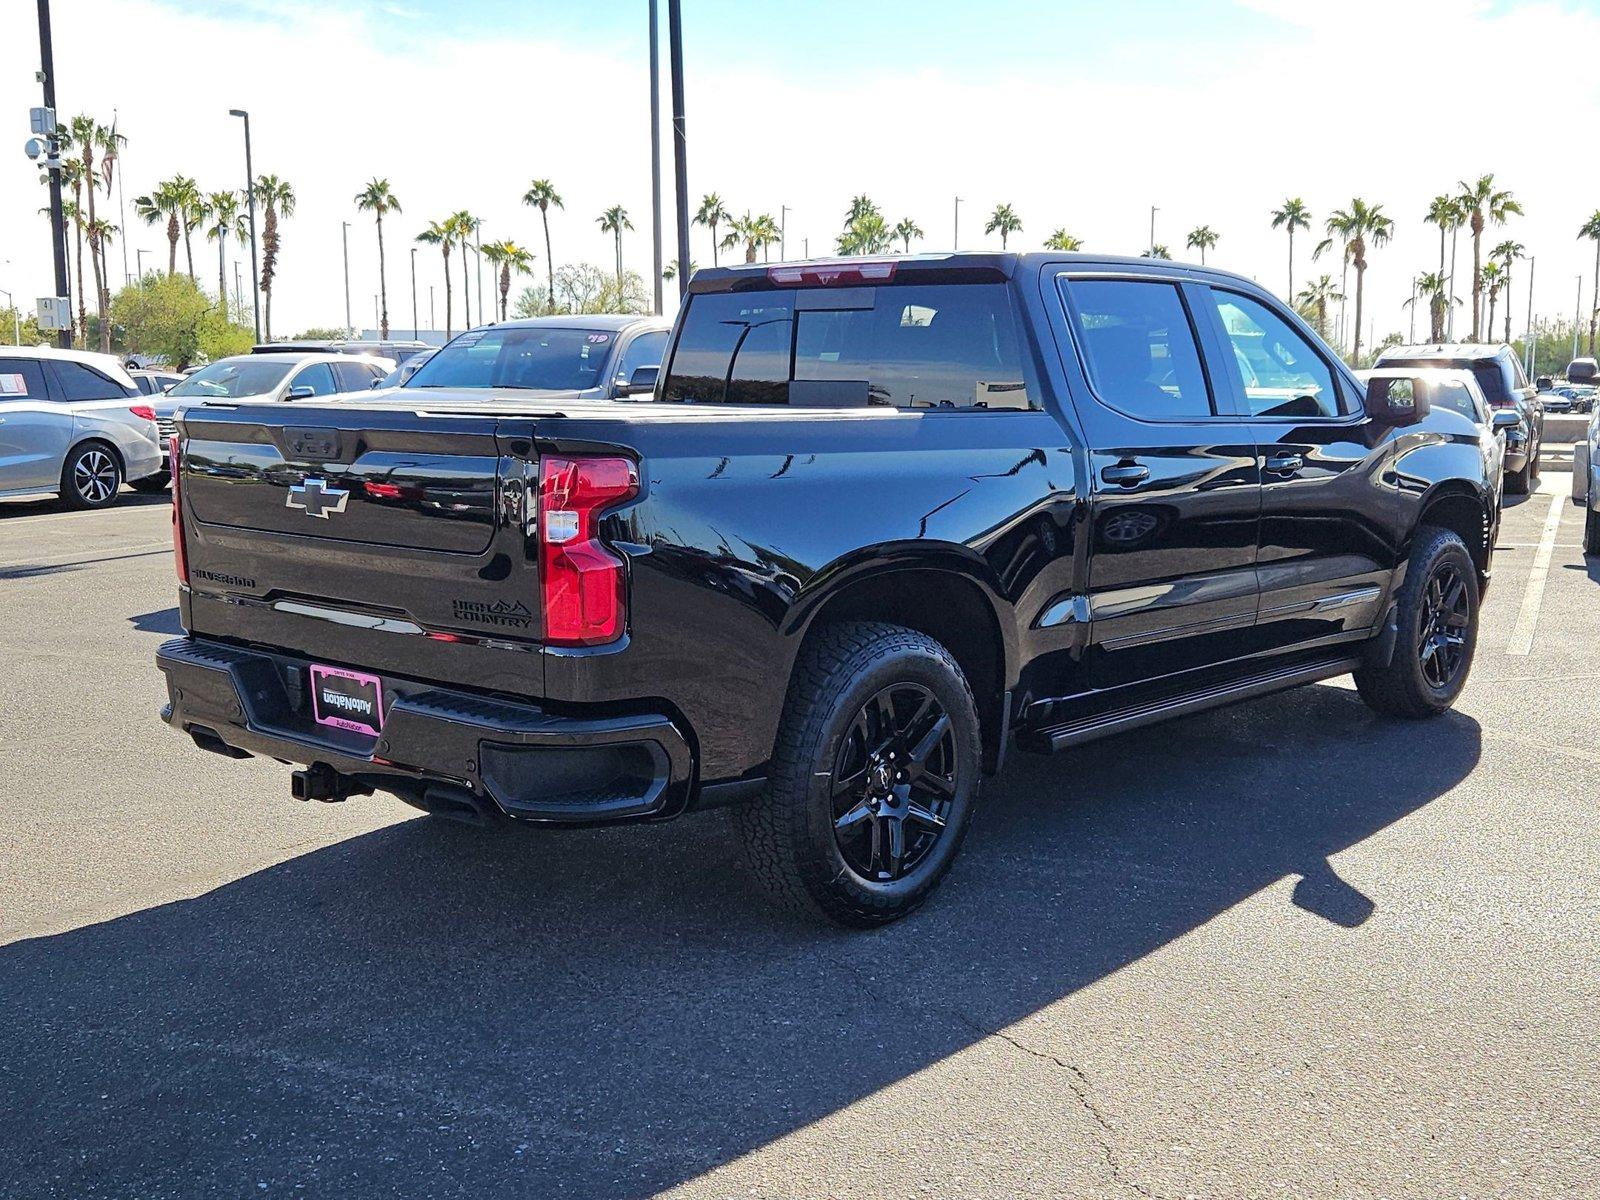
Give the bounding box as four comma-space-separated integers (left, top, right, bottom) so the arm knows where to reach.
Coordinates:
1061, 279, 1212, 419
1208, 291, 1341, 418
48, 360, 133, 401
332, 362, 378, 392
289, 363, 338, 398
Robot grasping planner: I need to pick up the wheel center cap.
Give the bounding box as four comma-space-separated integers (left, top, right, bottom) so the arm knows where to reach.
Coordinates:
868, 758, 895, 794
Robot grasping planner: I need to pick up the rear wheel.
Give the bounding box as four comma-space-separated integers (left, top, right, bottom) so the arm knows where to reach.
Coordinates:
1584, 508, 1600, 556
735, 622, 981, 927
1355, 526, 1478, 718
59, 442, 122, 510
1505, 450, 1531, 495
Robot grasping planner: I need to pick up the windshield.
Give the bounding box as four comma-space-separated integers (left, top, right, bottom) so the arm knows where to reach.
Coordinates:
404, 327, 617, 392
168, 359, 293, 399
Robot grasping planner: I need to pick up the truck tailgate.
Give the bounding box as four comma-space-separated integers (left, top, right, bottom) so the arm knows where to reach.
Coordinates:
175, 402, 545, 695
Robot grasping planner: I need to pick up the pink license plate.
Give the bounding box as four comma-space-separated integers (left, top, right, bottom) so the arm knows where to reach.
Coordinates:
309, 664, 385, 736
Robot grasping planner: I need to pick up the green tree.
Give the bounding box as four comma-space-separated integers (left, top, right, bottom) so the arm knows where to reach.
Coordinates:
1044, 229, 1083, 251
1185, 225, 1219, 265
834, 211, 891, 256
1423, 195, 1463, 338
197, 307, 254, 361
482, 239, 534, 322
109, 273, 211, 369
522, 179, 563, 314
1295, 274, 1343, 341
661, 258, 698, 281
133, 180, 183, 278
1456, 175, 1520, 341
204, 190, 244, 322
597, 205, 633, 289
1271, 198, 1311, 299
449, 210, 479, 328
1481, 261, 1505, 341
1140, 244, 1172, 260
1581, 210, 1600, 355
1492, 240, 1525, 345
1409, 271, 1450, 342
58, 158, 88, 344
66, 116, 109, 347
0, 302, 45, 346
252, 174, 295, 341
1322, 199, 1393, 363
415, 218, 455, 336
892, 217, 924, 254
984, 203, 1022, 249
694, 193, 730, 267
355, 178, 402, 338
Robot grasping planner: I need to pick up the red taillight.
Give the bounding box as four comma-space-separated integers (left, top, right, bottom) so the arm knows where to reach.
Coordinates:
539, 455, 638, 647
169, 435, 188, 584
766, 259, 897, 287
130, 404, 156, 422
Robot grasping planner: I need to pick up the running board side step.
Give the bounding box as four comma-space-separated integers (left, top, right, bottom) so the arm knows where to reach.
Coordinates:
1016, 656, 1363, 753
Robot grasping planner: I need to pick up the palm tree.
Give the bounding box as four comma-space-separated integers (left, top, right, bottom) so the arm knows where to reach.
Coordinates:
1424, 195, 1462, 342
661, 258, 698, 282
846, 195, 881, 224
893, 217, 924, 254
59, 157, 87, 344
834, 211, 892, 256
985, 203, 1023, 249
252, 174, 295, 342
748, 213, 781, 262
355, 179, 402, 338
1271, 198, 1311, 299
522, 180, 563, 314
482, 240, 534, 322
1140, 245, 1172, 260
449, 210, 478, 327
1456, 175, 1520, 342
85, 217, 115, 346
1322, 199, 1393, 363
1044, 229, 1083, 251
1185, 225, 1219, 266
1581, 211, 1600, 355
1481, 261, 1505, 342
694, 193, 730, 267
1295, 274, 1343, 341
133, 180, 183, 277
598, 205, 633, 289
172, 176, 203, 282
1493, 240, 1525, 345
1411, 271, 1450, 342
416, 218, 454, 337
66, 116, 103, 343
204, 190, 244, 320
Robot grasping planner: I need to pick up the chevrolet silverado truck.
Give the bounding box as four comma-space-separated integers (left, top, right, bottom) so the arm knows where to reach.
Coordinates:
156, 253, 1500, 926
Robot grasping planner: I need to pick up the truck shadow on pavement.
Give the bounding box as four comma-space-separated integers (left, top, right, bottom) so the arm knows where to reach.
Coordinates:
0, 684, 1480, 1198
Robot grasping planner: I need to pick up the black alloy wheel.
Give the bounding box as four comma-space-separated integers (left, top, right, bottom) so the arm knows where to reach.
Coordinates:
1417, 562, 1470, 690
830, 683, 957, 883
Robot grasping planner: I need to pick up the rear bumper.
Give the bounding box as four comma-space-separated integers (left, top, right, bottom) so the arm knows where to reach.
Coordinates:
155, 636, 695, 824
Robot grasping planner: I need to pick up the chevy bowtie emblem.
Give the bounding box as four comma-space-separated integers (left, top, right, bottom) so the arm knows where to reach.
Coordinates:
286, 477, 350, 519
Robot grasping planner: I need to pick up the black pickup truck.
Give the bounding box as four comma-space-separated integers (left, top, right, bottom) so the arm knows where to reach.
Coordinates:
157, 253, 1501, 926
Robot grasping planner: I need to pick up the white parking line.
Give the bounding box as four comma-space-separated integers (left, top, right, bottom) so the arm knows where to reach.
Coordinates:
1506, 481, 1566, 656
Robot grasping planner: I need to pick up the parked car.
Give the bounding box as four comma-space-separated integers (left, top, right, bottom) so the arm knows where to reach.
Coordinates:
129, 369, 186, 396
1575, 407, 1600, 554
1377, 342, 1544, 493
1569, 384, 1596, 414
398, 316, 670, 400
252, 339, 433, 364
157, 253, 1501, 926
0, 346, 163, 509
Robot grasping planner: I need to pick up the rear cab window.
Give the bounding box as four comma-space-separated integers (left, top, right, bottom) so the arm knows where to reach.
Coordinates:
661, 283, 1035, 410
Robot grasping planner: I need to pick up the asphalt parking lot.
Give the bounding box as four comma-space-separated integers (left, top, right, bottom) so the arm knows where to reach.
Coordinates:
0, 474, 1595, 1199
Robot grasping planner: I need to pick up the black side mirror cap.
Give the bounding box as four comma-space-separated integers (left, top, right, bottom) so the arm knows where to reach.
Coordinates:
617, 365, 659, 397
1365, 376, 1429, 427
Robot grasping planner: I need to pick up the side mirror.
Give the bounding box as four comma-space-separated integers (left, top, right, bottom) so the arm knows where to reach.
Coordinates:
1491, 409, 1521, 432
286, 385, 315, 401
369, 378, 384, 389
1365, 376, 1428, 427
617, 365, 659, 398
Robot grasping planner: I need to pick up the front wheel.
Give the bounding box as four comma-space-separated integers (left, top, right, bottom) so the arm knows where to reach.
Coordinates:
131, 473, 171, 494
735, 622, 982, 927
1354, 526, 1478, 718
59, 442, 123, 510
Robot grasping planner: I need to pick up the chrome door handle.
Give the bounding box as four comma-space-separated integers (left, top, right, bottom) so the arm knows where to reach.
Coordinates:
1265, 453, 1303, 475
1101, 462, 1149, 487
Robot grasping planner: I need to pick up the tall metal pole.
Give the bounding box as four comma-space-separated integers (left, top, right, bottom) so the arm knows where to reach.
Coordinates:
229, 109, 261, 343
234, 261, 242, 318
341, 221, 353, 332
1574, 275, 1583, 363
410, 248, 419, 339
953, 197, 961, 250
37, 0, 71, 348
0, 288, 18, 344
1523, 256, 1535, 375
648, 0, 664, 314
112, 109, 129, 285
136, 249, 149, 280
780, 205, 790, 261
1409, 277, 1417, 344
474, 222, 484, 323
667, 0, 690, 301
428, 285, 434, 331
1149, 206, 1159, 254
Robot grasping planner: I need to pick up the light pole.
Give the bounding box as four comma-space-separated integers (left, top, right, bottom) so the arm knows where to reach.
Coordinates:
1523, 256, 1535, 375
409, 247, 418, 339
1575, 275, 1583, 363
36, 0, 71, 349
954, 197, 962, 250
0, 287, 18, 344
1409, 276, 1417, 343
428, 285, 435, 332
474, 221, 484, 324
234, 260, 242, 318
228, 108, 261, 343
668, 0, 690, 301
136, 248, 149, 280
1149, 206, 1159, 254
648, 0, 664, 315
341, 220, 352, 333
780, 205, 791, 261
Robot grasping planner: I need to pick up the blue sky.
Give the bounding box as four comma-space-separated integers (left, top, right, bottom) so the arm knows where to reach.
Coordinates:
6, 0, 1600, 340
